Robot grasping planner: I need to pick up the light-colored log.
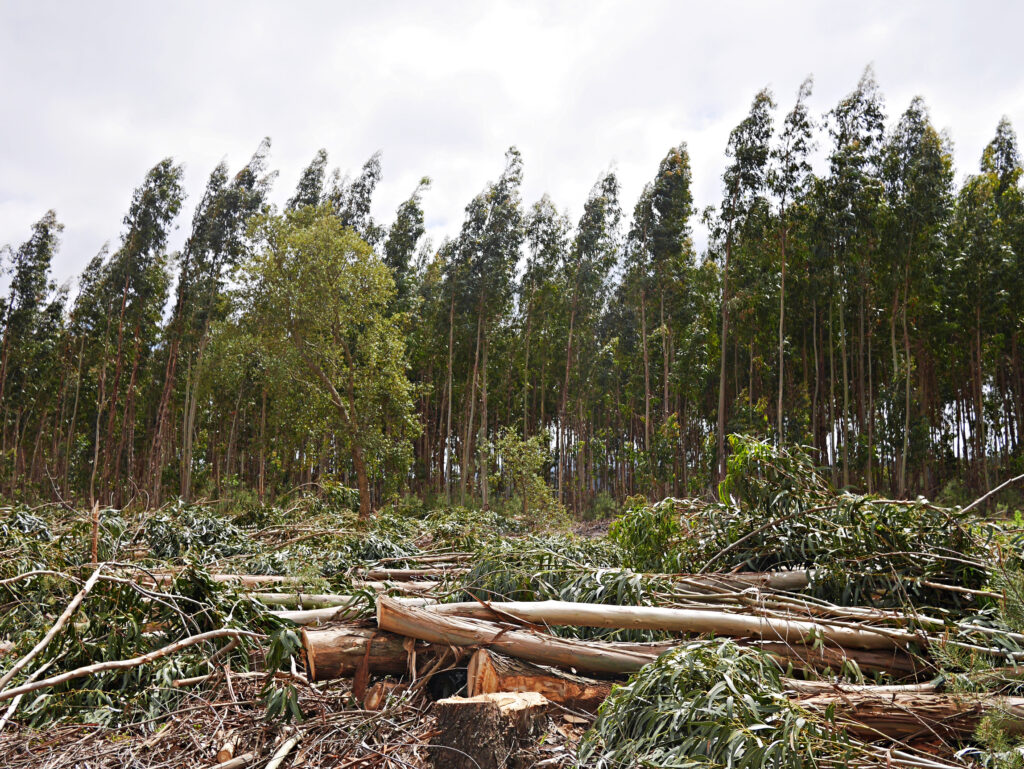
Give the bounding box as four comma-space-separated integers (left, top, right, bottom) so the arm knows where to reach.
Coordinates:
274, 596, 435, 626
376, 597, 660, 674
216, 730, 238, 762
361, 567, 466, 581
424, 600, 915, 650
210, 753, 253, 769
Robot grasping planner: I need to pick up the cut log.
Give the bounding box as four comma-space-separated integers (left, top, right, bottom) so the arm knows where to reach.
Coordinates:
675, 570, 812, 593
251, 592, 357, 608
797, 691, 1024, 741
301, 625, 459, 681
425, 600, 913, 650
216, 730, 238, 762
361, 567, 467, 580
468, 648, 612, 712
275, 597, 435, 626
377, 596, 661, 675
211, 753, 253, 769
430, 692, 549, 769
356, 580, 438, 595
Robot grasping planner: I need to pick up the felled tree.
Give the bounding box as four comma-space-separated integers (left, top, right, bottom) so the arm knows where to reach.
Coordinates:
244, 206, 417, 518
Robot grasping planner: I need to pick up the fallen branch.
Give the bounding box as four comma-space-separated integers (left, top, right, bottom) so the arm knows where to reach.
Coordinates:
0, 564, 104, 691
0, 628, 263, 703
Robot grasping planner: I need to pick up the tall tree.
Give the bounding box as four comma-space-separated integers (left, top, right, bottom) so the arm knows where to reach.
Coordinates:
770, 77, 815, 445
714, 88, 775, 480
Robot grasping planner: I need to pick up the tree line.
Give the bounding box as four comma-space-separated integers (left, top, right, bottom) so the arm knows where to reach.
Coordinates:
2, 68, 1022, 514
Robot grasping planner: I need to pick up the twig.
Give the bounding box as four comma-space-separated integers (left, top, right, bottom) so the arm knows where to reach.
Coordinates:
0, 564, 104, 691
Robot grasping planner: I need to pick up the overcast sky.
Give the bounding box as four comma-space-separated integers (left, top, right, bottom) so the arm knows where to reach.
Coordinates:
3, 1, 1024, 286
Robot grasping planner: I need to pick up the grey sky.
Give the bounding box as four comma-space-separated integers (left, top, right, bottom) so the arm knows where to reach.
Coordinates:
2, 1, 1023, 285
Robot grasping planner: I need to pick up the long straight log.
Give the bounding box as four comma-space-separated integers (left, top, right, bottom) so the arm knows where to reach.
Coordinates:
675, 570, 812, 593
467, 649, 612, 712
424, 600, 914, 650
274, 597, 435, 626
361, 568, 467, 581
376, 597, 660, 675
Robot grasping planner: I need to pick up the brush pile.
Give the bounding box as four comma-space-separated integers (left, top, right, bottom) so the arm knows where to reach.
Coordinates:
3, 438, 1024, 768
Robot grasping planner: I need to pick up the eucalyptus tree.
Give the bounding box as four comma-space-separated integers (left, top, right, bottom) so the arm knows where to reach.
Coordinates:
823, 68, 885, 488
148, 140, 273, 502
0, 211, 63, 493
96, 158, 185, 504
882, 97, 952, 495
330, 151, 385, 245
454, 148, 524, 507
384, 177, 431, 308
769, 77, 815, 445
979, 119, 1024, 450
521, 196, 570, 438
287, 149, 328, 211
713, 88, 775, 481
650, 145, 695, 425
624, 185, 656, 452
557, 172, 621, 505
244, 206, 417, 518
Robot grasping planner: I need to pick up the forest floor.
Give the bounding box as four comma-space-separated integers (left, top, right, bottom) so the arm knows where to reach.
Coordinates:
2, 442, 1024, 768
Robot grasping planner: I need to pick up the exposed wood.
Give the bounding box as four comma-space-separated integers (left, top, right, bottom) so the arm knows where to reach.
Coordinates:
265, 734, 300, 769
675, 570, 812, 593
301, 625, 458, 681
252, 592, 358, 608
467, 648, 612, 712
377, 596, 661, 675
275, 597, 435, 626
424, 599, 914, 650
430, 692, 549, 769
216, 730, 238, 763
210, 753, 254, 769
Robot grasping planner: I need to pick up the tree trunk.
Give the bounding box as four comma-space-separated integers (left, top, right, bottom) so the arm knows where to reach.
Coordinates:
716, 233, 733, 481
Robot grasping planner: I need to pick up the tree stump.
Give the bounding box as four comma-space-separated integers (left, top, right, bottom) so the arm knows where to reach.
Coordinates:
430, 692, 549, 769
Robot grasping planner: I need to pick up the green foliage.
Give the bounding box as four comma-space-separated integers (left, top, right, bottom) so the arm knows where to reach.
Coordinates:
459, 535, 621, 602
579, 639, 848, 769
492, 428, 567, 528
609, 495, 686, 572
146, 502, 248, 561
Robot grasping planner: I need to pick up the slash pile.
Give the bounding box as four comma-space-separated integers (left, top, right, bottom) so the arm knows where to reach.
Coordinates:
2, 439, 1024, 768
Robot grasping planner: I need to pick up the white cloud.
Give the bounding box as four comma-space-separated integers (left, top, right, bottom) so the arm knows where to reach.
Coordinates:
2, 0, 1022, 283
